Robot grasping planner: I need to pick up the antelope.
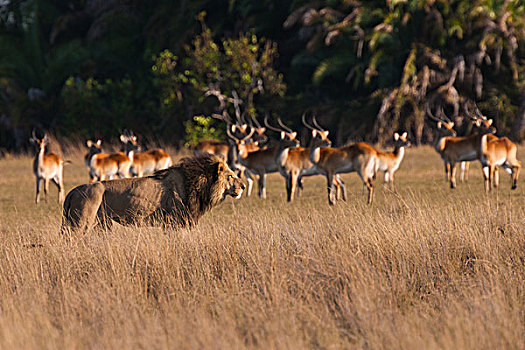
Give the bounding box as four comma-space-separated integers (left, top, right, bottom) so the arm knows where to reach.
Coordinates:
427, 104, 497, 189
307, 121, 378, 205
120, 131, 172, 177
479, 135, 521, 192
195, 139, 230, 160
454, 103, 495, 182
234, 116, 300, 198
277, 115, 346, 202
194, 114, 242, 161
85, 140, 132, 182
30, 132, 65, 203
193, 112, 265, 162
375, 132, 411, 190
226, 126, 261, 196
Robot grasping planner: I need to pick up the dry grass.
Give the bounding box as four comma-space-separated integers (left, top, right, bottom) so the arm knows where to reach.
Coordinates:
0, 146, 523, 349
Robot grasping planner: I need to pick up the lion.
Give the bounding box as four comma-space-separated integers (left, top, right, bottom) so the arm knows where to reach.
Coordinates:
61, 154, 245, 233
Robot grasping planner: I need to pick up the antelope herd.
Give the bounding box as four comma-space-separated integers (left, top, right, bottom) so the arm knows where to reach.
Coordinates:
30, 102, 521, 208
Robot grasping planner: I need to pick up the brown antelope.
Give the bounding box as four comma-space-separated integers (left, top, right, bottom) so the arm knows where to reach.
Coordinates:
234, 116, 300, 198
85, 140, 132, 182
427, 104, 497, 189
277, 115, 346, 202
30, 132, 65, 203
226, 126, 261, 196
193, 112, 264, 162
120, 132, 172, 177
455, 103, 496, 182
195, 139, 230, 160
479, 135, 521, 192
375, 132, 411, 190
194, 114, 240, 160
306, 121, 378, 205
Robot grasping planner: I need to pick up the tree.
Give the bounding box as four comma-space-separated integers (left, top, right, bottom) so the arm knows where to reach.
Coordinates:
284, 0, 525, 144
152, 12, 286, 139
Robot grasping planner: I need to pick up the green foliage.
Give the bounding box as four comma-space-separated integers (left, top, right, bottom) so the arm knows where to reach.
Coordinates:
1, 0, 524, 151
183, 115, 224, 147
60, 77, 135, 138
152, 12, 286, 120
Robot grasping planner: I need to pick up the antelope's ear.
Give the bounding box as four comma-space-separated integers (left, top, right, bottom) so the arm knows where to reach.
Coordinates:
254, 141, 259, 146
488, 119, 493, 125
394, 133, 399, 141
475, 120, 481, 127
241, 124, 248, 132
260, 127, 266, 133
323, 130, 329, 138
281, 131, 285, 140
291, 132, 297, 139
450, 122, 454, 128
231, 124, 237, 132
132, 136, 137, 141
96, 139, 102, 146
312, 129, 318, 138
120, 135, 127, 143
87, 140, 93, 147
437, 121, 442, 129
402, 132, 408, 139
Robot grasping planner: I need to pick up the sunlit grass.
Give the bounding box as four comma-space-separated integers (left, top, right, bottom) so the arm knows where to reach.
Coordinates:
0, 146, 523, 349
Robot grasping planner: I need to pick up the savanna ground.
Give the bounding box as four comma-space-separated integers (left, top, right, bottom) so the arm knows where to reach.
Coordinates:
0, 146, 523, 349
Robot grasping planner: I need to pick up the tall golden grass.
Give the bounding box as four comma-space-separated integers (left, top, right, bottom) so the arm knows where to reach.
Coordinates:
0, 146, 523, 349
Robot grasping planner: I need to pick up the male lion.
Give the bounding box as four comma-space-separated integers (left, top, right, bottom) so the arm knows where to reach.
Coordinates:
61, 154, 245, 233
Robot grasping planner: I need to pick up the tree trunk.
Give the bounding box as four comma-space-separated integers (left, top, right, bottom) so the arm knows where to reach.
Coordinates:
514, 96, 525, 141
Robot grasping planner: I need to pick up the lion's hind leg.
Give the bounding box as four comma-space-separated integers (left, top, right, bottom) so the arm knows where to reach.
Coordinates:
61, 183, 106, 235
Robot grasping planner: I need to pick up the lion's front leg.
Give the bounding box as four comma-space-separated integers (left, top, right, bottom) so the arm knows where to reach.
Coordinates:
95, 208, 114, 231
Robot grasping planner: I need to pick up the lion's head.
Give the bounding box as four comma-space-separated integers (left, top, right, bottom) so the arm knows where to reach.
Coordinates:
215, 160, 245, 199
169, 154, 245, 216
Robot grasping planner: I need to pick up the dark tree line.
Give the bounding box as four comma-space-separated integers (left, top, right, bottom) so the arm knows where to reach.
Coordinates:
1, 0, 524, 152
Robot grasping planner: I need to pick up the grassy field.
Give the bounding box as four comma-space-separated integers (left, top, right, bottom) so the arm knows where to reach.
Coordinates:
0, 146, 523, 349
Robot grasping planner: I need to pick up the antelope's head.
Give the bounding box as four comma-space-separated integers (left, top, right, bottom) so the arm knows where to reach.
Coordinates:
120, 131, 140, 153
394, 131, 411, 148
263, 114, 300, 148
437, 121, 457, 137
86, 139, 103, 154
30, 132, 50, 152
228, 126, 260, 158
303, 113, 331, 148
311, 129, 331, 147
464, 101, 497, 136
472, 118, 496, 135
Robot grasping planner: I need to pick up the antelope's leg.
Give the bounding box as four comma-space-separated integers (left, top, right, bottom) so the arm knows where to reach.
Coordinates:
44, 178, 50, 202
450, 163, 457, 189
482, 166, 490, 193
35, 178, 42, 204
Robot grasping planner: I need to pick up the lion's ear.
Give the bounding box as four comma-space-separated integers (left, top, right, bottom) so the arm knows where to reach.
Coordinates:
216, 161, 225, 175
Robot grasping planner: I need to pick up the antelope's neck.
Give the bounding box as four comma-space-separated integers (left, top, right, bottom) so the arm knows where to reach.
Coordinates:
38, 146, 45, 166
393, 146, 405, 161
309, 146, 322, 164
